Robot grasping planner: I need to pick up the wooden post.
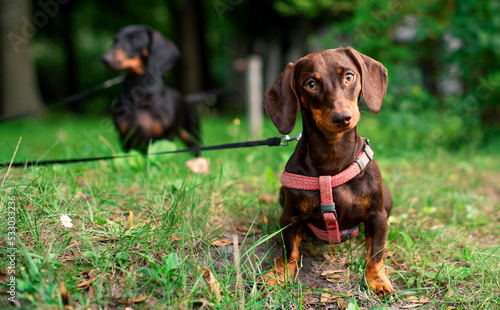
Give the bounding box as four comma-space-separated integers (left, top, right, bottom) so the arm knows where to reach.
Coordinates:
246, 55, 263, 138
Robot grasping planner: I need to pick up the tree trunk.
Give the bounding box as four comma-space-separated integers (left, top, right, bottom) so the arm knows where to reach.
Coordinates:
168, 0, 209, 94
418, 38, 441, 98
0, 0, 44, 118
61, 1, 79, 111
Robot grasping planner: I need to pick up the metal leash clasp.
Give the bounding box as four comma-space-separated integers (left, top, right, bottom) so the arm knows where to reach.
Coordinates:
280, 133, 302, 146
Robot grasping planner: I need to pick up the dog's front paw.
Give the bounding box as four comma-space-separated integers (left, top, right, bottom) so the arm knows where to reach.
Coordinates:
366, 273, 395, 296
262, 255, 299, 286
262, 268, 285, 286
372, 280, 395, 297
365, 261, 395, 296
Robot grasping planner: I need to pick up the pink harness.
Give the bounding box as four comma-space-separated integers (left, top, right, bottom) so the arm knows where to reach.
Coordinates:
280, 142, 374, 243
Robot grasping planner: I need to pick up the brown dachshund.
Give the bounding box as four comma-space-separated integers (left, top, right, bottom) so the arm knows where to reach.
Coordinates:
102, 25, 201, 154
263, 47, 394, 296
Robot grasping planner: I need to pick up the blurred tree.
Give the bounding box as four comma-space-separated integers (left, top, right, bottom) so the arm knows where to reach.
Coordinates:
167, 0, 211, 94
60, 0, 79, 111
448, 0, 500, 125
6, 0, 496, 135
0, 0, 44, 118
274, 0, 355, 18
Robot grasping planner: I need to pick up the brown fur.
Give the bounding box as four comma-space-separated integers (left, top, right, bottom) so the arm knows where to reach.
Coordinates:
263, 47, 394, 296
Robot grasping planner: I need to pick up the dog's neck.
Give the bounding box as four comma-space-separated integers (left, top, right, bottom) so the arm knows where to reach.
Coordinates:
123, 71, 165, 102
286, 121, 364, 176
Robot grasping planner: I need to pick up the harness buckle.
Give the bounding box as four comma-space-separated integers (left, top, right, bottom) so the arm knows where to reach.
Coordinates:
362, 142, 374, 161
321, 203, 337, 220
341, 229, 350, 241
341, 224, 360, 242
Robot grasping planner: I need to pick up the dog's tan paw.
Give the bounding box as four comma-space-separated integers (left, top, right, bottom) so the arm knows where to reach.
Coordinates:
262, 269, 284, 286
366, 274, 395, 297
373, 281, 395, 297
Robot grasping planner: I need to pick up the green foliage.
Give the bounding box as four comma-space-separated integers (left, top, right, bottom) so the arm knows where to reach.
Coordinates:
26, 0, 500, 144
274, 0, 354, 18
321, 0, 500, 145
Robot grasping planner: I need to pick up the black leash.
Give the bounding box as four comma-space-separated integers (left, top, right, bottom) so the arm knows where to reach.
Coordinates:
0, 75, 125, 123
0, 74, 238, 123
0, 134, 302, 168
184, 88, 239, 103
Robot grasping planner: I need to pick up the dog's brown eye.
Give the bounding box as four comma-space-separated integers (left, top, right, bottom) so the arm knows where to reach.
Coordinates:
345, 73, 355, 83
305, 80, 318, 91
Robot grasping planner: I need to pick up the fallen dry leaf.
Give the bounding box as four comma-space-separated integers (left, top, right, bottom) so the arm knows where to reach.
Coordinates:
185, 157, 210, 174
118, 295, 151, 304
337, 298, 347, 309
235, 224, 262, 234
399, 305, 423, 309
419, 296, 432, 303
258, 196, 274, 204
234, 224, 249, 232
326, 275, 345, 283
261, 212, 269, 225
320, 269, 344, 277
211, 239, 233, 247
60, 282, 69, 305
202, 268, 222, 302
77, 277, 97, 288
403, 295, 432, 304
126, 211, 134, 230
320, 292, 334, 303
76, 269, 101, 289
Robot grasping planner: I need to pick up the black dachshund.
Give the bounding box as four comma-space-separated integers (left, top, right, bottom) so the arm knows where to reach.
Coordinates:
102, 25, 201, 154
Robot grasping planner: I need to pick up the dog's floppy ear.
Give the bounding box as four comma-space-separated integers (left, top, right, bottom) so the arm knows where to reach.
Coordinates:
263, 63, 299, 134
146, 30, 180, 73
345, 47, 388, 114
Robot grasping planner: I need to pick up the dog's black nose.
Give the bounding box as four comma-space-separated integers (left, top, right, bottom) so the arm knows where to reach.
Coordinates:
332, 110, 352, 128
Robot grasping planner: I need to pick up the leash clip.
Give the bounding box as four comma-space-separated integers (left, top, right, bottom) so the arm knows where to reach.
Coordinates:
280, 133, 302, 146
362, 137, 370, 147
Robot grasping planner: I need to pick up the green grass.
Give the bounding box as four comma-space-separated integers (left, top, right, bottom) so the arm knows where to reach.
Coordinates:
0, 112, 499, 309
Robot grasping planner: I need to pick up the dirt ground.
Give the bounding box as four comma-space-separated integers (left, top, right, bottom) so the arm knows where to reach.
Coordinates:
211, 227, 397, 309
